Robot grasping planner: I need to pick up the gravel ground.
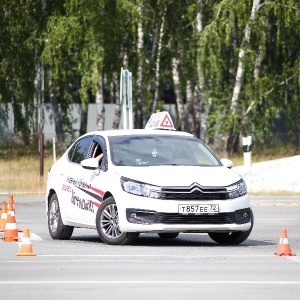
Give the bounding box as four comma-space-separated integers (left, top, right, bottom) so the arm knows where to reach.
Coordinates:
233, 155, 300, 193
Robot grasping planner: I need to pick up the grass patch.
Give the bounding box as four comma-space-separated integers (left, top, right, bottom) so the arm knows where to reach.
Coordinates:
0, 155, 55, 196
249, 191, 300, 196
0, 144, 299, 196
226, 145, 299, 167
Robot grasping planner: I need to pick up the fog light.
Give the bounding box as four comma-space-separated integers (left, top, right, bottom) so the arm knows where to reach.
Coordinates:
234, 208, 251, 224
243, 212, 248, 218
126, 209, 158, 224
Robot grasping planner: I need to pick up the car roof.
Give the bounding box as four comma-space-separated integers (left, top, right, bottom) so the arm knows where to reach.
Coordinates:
83, 129, 194, 139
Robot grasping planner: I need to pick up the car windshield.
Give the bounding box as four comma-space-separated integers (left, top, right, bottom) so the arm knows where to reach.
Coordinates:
109, 134, 221, 167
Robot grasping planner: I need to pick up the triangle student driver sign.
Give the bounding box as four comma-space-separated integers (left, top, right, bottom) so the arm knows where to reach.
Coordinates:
160, 113, 174, 128
145, 111, 175, 130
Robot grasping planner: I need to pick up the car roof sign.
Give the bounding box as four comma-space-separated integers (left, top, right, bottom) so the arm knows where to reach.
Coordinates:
145, 111, 175, 130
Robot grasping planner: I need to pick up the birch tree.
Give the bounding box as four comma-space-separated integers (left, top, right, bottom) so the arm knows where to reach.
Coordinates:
198, 0, 300, 153
171, 56, 185, 131
0, 0, 43, 144
1, 0, 300, 155
151, 5, 167, 114
135, 4, 144, 128
230, 0, 261, 115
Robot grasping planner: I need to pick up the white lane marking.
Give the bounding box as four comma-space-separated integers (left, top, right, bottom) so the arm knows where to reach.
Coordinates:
0, 280, 299, 285
38, 254, 272, 257
3, 255, 294, 264
286, 256, 300, 262
0, 232, 43, 241
18, 232, 43, 241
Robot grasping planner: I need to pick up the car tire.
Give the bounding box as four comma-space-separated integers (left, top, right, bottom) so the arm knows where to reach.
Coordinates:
208, 210, 254, 245
158, 233, 179, 239
48, 193, 74, 240
96, 197, 139, 245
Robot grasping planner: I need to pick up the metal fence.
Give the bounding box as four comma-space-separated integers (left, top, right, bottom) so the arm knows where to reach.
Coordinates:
1, 102, 299, 154
0, 103, 177, 145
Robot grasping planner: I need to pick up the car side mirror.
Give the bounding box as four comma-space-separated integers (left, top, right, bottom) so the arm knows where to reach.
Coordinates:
220, 158, 233, 169
81, 158, 99, 170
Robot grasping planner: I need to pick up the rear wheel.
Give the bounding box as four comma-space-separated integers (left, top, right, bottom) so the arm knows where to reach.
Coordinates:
208, 210, 254, 245
48, 193, 74, 240
158, 233, 179, 239
96, 197, 139, 245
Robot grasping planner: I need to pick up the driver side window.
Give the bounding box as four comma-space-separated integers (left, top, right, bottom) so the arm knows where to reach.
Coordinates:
68, 136, 93, 164
93, 144, 103, 164
87, 137, 107, 170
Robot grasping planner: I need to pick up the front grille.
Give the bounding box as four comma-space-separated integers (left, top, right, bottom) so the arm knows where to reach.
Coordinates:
156, 212, 236, 225
160, 191, 228, 200
160, 183, 229, 200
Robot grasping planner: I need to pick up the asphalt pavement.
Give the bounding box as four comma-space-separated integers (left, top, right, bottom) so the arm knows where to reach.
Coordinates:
0, 200, 300, 300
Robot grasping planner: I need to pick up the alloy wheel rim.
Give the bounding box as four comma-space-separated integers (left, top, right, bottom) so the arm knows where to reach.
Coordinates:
49, 199, 59, 232
100, 204, 122, 239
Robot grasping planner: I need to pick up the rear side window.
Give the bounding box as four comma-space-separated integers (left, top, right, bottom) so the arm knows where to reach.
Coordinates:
68, 136, 93, 163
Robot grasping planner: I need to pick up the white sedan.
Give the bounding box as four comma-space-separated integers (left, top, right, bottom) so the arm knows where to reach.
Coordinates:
46, 115, 253, 245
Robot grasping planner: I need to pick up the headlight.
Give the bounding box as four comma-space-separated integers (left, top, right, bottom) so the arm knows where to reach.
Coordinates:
120, 177, 162, 199
226, 179, 247, 199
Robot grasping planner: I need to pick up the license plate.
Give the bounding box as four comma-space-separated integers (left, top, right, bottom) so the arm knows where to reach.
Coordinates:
178, 204, 219, 215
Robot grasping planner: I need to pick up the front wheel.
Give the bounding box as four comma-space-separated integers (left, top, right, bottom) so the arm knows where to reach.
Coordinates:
96, 197, 139, 245
48, 193, 74, 240
208, 210, 254, 245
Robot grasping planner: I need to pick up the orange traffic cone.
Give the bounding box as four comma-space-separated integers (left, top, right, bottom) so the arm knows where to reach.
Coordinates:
16, 228, 36, 256
7, 197, 22, 232
8, 196, 15, 215
2, 214, 19, 242
7, 200, 15, 217
274, 228, 296, 256
0, 201, 8, 232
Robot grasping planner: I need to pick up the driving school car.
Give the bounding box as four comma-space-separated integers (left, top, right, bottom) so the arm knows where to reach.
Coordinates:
46, 111, 253, 245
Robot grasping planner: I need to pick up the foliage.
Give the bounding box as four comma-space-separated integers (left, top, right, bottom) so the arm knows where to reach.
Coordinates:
0, 0, 300, 153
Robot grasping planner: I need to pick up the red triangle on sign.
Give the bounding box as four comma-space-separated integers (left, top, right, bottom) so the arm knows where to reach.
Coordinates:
160, 114, 174, 128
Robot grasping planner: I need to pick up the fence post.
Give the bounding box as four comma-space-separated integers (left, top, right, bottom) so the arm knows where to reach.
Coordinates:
39, 132, 44, 177
242, 136, 252, 168
53, 136, 56, 163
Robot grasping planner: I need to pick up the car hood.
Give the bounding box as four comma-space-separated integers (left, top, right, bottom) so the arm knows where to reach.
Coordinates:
113, 165, 241, 188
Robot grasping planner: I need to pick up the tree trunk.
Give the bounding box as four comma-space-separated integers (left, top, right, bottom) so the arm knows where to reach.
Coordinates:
151, 6, 166, 114
39, 65, 45, 135
229, 15, 237, 82
241, 21, 266, 121
49, 73, 66, 155
135, 5, 144, 128
114, 34, 129, 129
11, 94, 30, 145
96, 70, 105, 131
253, 25, 265, 79
186, 80, 195, 134
80, 90, 89, 136
33, 60, 40, 146
172, 57, 185, 131
112, 72, 121, 129
230, 0, 261, 115
195, 3, 205, 140
193, 84, 202, 139
226, 0, 261, 155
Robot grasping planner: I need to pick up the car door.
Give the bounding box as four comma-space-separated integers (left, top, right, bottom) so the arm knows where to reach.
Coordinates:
62, 135, 94, 225
77, 135, 107, 225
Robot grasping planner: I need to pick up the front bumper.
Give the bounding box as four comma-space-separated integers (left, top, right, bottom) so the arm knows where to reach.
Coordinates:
116, 192, 252, 233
